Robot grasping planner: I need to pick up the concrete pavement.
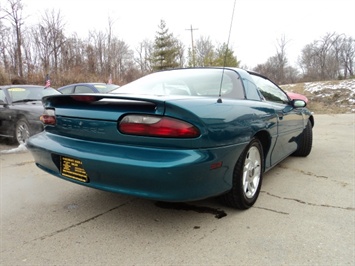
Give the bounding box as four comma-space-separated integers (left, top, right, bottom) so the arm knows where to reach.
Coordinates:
1, 114, 354, 265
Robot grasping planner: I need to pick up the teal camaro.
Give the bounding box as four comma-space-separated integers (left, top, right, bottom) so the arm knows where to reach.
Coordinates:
27, 68, 314, 209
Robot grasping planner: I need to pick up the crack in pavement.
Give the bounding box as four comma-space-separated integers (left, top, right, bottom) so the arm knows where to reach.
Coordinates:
277, 164, 329, 179
277, 164, 351, 187
254, 206, 289, 215
261, 191, 355, 211
23, 199, 135, 245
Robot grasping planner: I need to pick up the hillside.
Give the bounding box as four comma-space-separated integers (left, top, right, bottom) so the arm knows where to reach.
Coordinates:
281, 79, 355, 114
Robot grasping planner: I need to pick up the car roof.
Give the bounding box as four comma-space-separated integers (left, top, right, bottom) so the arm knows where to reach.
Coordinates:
0, 84, 50, 89
58, 82, 106, 88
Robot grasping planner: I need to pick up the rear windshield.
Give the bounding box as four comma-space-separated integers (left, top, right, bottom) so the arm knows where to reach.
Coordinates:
112, 69, 245, 99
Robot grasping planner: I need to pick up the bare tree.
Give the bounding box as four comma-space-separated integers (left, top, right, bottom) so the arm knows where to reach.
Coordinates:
46, 9, 66, 74
3, 0, 25, 78
88, 30, 107, 75
340, 36, 355, 78
193, 36, 215, 67
316, 32, 341, 80
298, 32, 353, 81
253, 35, 300, 84
0, 21, 11, 72
135, 39, 153, 75
109, 37, 132, 83
274, 35, 289, 84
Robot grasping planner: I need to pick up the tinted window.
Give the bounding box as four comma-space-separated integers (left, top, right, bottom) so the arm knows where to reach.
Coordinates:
251, 74, 288, 103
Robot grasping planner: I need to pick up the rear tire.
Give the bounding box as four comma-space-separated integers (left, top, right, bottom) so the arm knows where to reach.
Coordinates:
220, 138, 263, 209
293, 120, 312, 157
15, 118, 30, 145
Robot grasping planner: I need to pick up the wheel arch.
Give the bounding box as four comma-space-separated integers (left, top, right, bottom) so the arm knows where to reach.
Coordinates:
309, 115, 315, 127
253, 130, 271, 172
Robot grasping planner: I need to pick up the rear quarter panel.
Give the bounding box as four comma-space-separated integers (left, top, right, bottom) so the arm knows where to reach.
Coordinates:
164, 98, 278, 148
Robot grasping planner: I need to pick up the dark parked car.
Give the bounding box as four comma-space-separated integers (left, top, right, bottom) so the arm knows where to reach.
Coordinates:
27, 68, 314, 209
0, 85, 61, 144
58, 83, 119, 94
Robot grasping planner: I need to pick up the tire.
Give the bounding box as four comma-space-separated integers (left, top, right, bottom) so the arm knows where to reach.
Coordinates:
220, 138, 263, 209
14, 118, 30, 145
293, 120, 313, 157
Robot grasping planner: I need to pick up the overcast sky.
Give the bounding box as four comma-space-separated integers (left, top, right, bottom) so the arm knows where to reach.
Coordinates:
17, 0, 355, 68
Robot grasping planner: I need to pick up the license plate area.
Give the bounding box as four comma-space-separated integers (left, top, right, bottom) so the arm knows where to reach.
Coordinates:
60, 156, 89, 183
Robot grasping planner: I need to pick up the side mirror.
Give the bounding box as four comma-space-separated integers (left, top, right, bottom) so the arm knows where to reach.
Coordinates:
292, 99, 307, 108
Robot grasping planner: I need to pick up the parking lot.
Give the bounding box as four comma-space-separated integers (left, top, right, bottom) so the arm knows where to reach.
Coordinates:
1, 114, 354, 265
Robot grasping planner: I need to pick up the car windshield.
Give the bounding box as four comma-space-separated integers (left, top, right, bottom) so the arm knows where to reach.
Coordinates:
111, 69, 244, 99
8, 86, 61, 102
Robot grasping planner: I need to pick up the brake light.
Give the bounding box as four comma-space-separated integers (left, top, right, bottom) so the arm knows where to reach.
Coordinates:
40, 109, 56, 125
71, 95, 98, 102
119, 115, 200, 138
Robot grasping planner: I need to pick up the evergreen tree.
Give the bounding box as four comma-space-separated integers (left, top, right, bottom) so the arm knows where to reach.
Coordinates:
152, 20, 180, 71
212, 43, 239, 67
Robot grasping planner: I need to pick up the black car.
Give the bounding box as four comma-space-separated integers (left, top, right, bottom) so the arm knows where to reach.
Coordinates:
57, 83, 119, 94
0, 85, 61, 144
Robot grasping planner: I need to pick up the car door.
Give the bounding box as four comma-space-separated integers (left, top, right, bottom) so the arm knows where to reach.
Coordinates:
0, 88, 14, 137
251, 74, 305, 164
0, 88, 6, 135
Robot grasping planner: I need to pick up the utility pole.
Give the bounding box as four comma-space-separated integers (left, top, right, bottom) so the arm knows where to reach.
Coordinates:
186, 25, 198, 67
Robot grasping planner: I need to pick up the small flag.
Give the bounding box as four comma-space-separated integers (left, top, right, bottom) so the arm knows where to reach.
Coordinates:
108, 74, 112, 84
45, 74, 51, 88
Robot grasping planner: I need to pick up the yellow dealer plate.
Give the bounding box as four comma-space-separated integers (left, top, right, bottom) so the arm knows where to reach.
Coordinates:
60, 156, 89, 183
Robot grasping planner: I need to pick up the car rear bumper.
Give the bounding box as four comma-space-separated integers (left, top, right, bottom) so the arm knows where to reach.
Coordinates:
27, 132, 247, 202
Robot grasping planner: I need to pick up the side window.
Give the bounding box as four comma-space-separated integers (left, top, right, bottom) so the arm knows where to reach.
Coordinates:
251, 74, 288, 104
75, 86, 93, 93
60, 86, 74, 94
243, 79, 261, 101
228, 74, 245, 99
0, 89, 6, 102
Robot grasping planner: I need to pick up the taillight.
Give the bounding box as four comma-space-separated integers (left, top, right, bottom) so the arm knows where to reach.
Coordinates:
119, 115, 200, 138
40, 109, 56, 125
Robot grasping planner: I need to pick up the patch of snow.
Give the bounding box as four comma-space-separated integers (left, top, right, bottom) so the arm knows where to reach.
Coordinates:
305, 79, 355, 94
0, 143, 28, 154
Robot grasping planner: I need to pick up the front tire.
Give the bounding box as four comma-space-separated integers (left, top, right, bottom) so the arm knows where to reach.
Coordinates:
15, 118, 30, 145
293, 120, 313, 157
220, 138, 264, 209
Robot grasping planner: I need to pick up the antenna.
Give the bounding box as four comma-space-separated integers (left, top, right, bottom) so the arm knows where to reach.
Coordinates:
217, 0, 237, 103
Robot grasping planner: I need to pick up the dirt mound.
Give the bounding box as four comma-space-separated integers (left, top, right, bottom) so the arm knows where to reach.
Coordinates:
281, 79, 355, 114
